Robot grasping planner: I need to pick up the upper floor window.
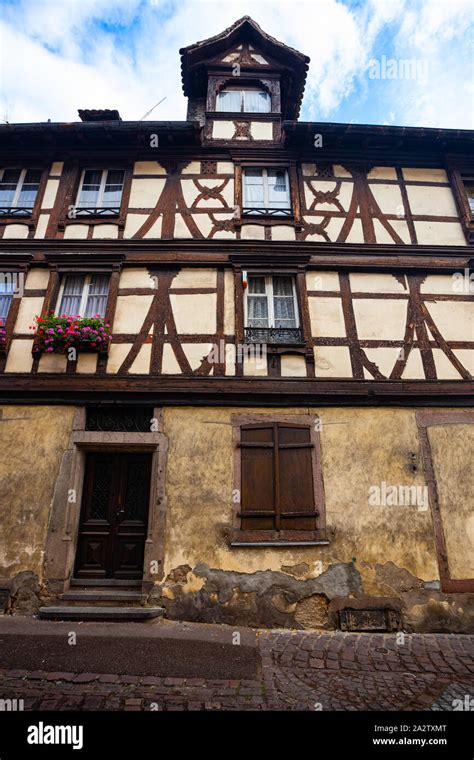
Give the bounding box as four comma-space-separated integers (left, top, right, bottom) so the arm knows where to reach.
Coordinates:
217, 89, 271, 113
461, 172, 474, 217
0, 169, 41, 216
75, 169, 124, 216
57, 274, 110, 318
0, 279, 14, 325
243, 169, 291, 216
245, 275, 302, 344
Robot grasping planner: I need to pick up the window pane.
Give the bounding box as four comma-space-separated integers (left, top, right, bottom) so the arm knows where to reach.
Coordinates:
216, 91, 241, 112
18, 170, 41, 208
247, 296, 269, 327
248, 276, 266, 294
0, 169, 21, 206
0, 294, 12, 324
244, 169, 264, 207
273, 276, 296, 327
85, 274, 109, 317
466, 185, 474, 214
59, 275, 84, 316
243, 91, 270, 113
103, 170, 124, 208
78, 170, 102, 207
267, 170, 290, 208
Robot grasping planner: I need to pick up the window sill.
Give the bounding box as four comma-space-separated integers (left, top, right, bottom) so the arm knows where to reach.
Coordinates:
231, 540, 330, 547
242, 211, 294, 221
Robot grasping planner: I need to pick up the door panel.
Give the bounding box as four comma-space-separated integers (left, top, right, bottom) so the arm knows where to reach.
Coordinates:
75, 452, 152, 579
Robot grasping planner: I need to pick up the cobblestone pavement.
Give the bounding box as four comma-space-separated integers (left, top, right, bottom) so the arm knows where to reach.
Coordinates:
0, 632, 472, 711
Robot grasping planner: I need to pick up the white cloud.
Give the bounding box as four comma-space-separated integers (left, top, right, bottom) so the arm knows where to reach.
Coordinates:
0, 0, 472, 128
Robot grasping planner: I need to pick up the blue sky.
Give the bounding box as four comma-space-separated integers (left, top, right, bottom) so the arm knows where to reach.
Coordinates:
0, 0, 473, 128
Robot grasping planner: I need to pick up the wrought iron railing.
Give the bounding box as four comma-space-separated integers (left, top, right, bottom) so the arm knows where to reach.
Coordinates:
242, 207, 293, 217
244, 327, 304, 345
72, 207, 120, 217
0, 207, 33, 216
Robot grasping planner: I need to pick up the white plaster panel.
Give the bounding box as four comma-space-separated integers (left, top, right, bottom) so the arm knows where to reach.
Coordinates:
50, 161, 64, 176
367, 167, 397, 180
143, 218, 163, 238
270, 225, 296, 241
349, 273, 407, 293
217, 162, 234, 174
129, 344, 151, 374
133, 161, 166, 175
212, 121, 235, 139
281, 354, 307, 377
401, 349, 425, 379
240, 224, 265, 240
119, 268, 155, 289
407, 185, 458, 216
224, 269, 235, 334
63, 224, 88, 239
243, 354, 267, 376
114, 295, 154, 333
123, 214, 145, 238
364, 348, 401, 377
414, 221, 466, 245
172, 268, 217, 288
181, 161, 201, 174
402, 168, 448, 183
106, 344, 132, 373
424, 302, 473, 342
182, 343, 214, 371
250, 122, 273, 140
92, 224, 119, 239
369, 183, 403, 215
421, 275, 464, 295
170, 294, 217, 334
15, 297, 44, 333
128, 178, 165, 208
161, 344, 181, 374
76, 353, 98, 374
25, 269, 50, 289
314, 346, 352, 377
38, 353, 67, 373
41, 179, 60, 209
308, 297, 346, 337
174, 214, 194, 238
353, 299, 408, 340
306, 271, 340, 292
34, 214, 49, 238
4, 340, 34, 373
3, 224, 29, 239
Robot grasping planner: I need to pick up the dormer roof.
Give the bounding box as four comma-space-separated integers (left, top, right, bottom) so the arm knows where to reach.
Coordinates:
179, 16, 310, 119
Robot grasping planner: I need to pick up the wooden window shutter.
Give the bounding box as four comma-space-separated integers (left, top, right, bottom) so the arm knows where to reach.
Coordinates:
240, 422, 317, 534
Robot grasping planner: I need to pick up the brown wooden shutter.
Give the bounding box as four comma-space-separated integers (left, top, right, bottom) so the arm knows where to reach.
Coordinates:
240, 422, 316, 535
240, 425, 275, 531
277, 425, 316, 531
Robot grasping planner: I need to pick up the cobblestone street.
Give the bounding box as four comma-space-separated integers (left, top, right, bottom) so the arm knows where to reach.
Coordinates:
0, 630, 473, 711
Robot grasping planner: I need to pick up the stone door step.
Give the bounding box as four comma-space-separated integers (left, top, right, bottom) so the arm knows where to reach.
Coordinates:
70, 579, 142, 587
38, 606, 164, 621
61, 590, 145, 603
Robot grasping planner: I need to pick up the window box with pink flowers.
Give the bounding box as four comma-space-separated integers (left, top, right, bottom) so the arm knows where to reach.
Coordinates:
31, 312, 112, 357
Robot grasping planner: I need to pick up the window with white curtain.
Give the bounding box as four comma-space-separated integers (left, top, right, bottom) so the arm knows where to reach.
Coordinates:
0, 278, 15, 326
216, 89, 271, 113
0, 168, 42, 213
76, 169, 124, 213
57, 274, 110, 318
246, 275, 298, 329
243, 168, 291, 214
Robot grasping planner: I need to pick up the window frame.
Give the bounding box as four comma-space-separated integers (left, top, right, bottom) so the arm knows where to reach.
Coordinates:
242, 167, 292, 216
231, 414, 328, 546
0, 167, 42, 216
216, 88, 271, 114
56, 273, 110, 318
75, 168, 125, 216
448, 166, 474, 243
244, 274, 300, 329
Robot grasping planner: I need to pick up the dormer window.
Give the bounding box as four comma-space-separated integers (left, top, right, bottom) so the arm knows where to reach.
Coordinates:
75, 169, 124, 216
217, 89, 271, 113
0, 169, 41, 216
243, 168, 291, 216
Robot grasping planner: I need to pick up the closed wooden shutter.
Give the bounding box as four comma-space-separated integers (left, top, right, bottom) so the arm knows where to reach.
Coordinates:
240, 422, 317, 535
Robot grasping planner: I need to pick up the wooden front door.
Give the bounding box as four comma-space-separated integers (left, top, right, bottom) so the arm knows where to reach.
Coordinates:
75, 452, 152, 579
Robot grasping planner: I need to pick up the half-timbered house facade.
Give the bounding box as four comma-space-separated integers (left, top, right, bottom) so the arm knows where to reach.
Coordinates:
0, 17, 472, 631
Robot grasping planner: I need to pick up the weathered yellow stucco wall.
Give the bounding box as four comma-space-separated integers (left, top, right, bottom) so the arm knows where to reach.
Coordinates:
0, 406, 76, 578
162, 406, 443, 583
